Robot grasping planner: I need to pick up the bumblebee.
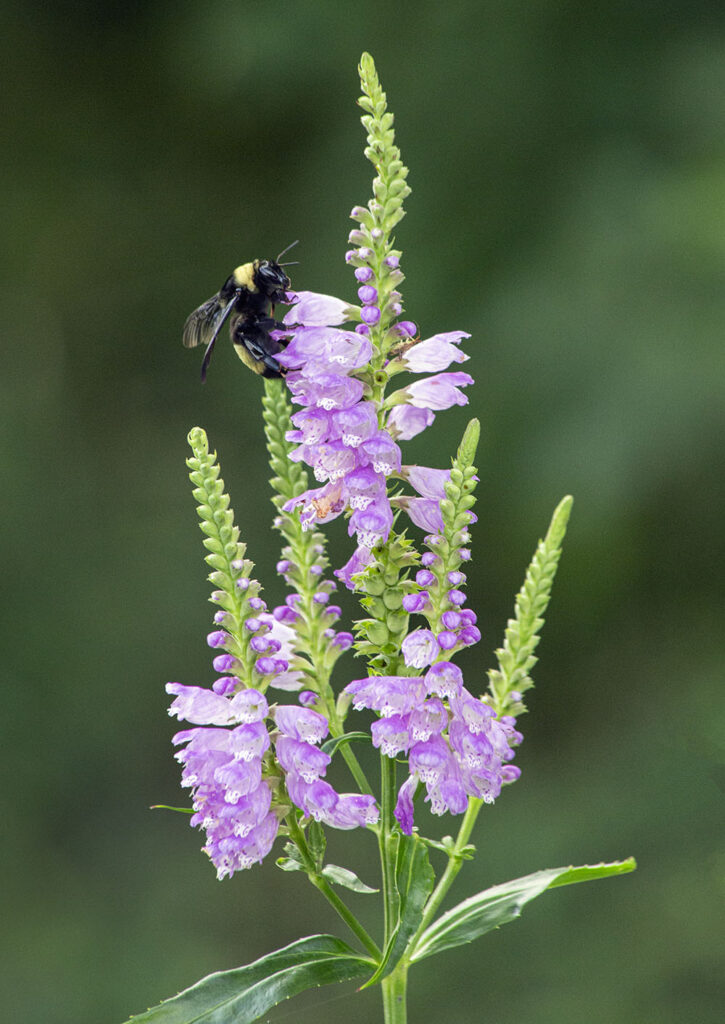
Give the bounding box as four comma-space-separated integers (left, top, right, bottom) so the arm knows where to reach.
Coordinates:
183, 244, 297, 380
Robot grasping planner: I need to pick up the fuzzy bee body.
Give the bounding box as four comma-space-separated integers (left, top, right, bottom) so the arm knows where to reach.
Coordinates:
183, 257, 293, 380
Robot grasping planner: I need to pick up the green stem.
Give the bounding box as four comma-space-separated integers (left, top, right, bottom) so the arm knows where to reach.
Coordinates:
327, 705, 375, 796
381, 962, 408, 1024
406, 797, 482, 953
287, 814, 381, 960
378, 752, 398, 941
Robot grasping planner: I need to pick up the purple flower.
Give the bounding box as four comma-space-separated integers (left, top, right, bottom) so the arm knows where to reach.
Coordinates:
401, 628, 438, 669
357, 285, 378, 304
361, 305, 381, 325
402, 372, 474, 410
371, 714, 412, 756
424, 661, 464, 698
283, 291, 350, 326
393, 775, 417, 835
386, 405, 435, 441
334, 545, 374, 588
437, 630, 458, 650
395, 497, 445, 533
275, 736, 331, 781
325, 793, 379, 829
400, 332, 470, 373
346, 675, 428, 717
170, 685, 278, 879
402, 590, 430, 613
403, 465, 451, 499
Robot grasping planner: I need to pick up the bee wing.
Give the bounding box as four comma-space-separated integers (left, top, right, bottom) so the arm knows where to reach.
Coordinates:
182, 295, 226, 349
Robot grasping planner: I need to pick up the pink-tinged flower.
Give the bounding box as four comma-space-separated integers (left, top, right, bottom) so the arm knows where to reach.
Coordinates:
402, 465, 451, 499
402, 372, 474, 410
400, 331, 471, 373
386, 405, 435, 440
275, 326, 337, 368
283, 482, 346, 529
283, 291, 350, 326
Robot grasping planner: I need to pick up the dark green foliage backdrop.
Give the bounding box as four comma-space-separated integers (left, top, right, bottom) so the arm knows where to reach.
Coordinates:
2, 2, 724, 1021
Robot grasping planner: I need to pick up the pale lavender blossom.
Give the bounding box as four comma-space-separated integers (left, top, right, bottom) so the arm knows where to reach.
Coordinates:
400, 331, 470, 373
282, 291, 350, 326
401, 372, 474, 410
386, 405, 435, 441
401, 628, 439, 669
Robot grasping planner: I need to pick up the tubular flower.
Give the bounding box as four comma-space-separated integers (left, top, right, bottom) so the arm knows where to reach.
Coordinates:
273, 704, 379, 829
344, 664, 522, 836
278, 292, 399, 578
168, 683, 279, 879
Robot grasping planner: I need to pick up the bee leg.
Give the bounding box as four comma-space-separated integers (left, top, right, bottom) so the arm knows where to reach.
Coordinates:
244, 337, 286, 379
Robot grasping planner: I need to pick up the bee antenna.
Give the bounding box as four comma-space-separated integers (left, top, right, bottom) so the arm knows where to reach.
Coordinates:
276, 239, 299, 262
278, 261, 299, 267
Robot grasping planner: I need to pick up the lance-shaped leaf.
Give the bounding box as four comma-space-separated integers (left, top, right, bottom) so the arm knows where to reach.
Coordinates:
123, 935, 372, 1024
362, 833, 435, 987
410, 859, 636, 962
322, 864, 379, 894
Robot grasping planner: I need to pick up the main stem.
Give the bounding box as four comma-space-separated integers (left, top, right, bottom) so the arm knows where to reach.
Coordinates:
381, 963, 408, 1024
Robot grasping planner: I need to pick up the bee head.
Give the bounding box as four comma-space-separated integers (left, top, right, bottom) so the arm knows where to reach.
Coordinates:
255, 259, 291, 303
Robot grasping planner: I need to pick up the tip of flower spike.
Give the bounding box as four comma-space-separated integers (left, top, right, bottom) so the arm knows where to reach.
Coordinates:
547, 495, 574, 547
187, 426, 209, 456
456, 419, 480, 468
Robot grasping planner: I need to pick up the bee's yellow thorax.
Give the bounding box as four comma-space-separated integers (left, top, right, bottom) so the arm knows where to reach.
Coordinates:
232, 262, 257, 291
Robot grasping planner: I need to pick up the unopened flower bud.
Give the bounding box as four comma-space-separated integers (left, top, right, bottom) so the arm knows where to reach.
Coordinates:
360, 305, 381, 325
358, 285, 378, 305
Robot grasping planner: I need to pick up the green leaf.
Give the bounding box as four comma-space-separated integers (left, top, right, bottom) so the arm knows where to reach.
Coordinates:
320, 731, 372, 756
362, 833, 435, 987
321, 864, 379, 894
123, 935, 372, 1023
410, 859, 636, 962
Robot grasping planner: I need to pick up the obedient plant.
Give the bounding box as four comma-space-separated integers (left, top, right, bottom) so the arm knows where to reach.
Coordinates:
126, 53, 634, 1024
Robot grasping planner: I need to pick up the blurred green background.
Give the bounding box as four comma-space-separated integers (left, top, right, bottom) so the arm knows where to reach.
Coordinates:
3, 1, 724, 1021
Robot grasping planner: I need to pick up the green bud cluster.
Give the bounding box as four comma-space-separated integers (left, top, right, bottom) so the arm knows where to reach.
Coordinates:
262, 381, 342, 701
424, 419, 480, 632
347, 52, 412, 373
357, 52, 411, 239
487, 495, 573, 717
187, 427, 261, 685
353, 531, 419, 674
